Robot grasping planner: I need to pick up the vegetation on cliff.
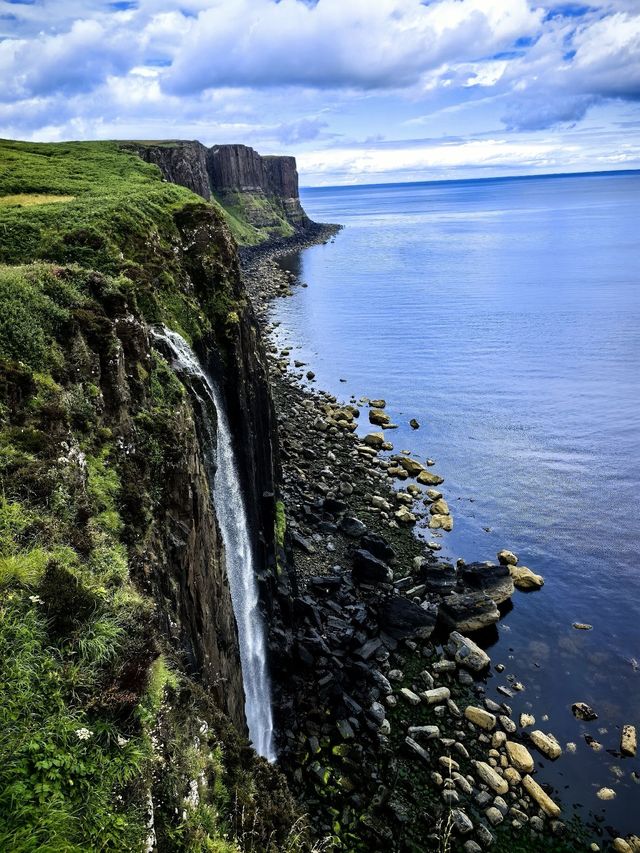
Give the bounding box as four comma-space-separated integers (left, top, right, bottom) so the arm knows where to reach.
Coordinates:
0, 140, 302, 851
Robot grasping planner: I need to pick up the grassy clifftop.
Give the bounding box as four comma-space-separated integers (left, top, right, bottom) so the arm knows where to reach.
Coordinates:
0, 140, 303, 852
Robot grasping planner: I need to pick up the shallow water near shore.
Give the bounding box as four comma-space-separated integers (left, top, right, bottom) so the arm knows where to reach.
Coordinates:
270, 171, 640, 836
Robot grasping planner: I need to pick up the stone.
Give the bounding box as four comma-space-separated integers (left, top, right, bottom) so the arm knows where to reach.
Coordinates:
361, 532, 396, 562
405, 736, 430, 763
428, 513, 453, 531
485, 806, 504, 826
422, 687, 451, 705
497, 549, 518, 566
396, 456, 425, 477
622, 724, 637, 756
395, 506, 417, 525
339, 516, 367, 538
474, 761, 509, 795
369, 408, 391, 426
378, 597, 438, 640
612, 840, 633, 853
529, 730, 562, 759
370, 399, 386, 408
572, 702, 597, 721
408, 725, 440, 740
465, 706, 497, 731
363, 432, 385, 448
372, 670, 393, 695
440, 592, 500, 633
423, 564, 458, 595
463, 842, 482, 853
505, 741, 535, 773
451, 809, 474, 834
409, 418, 420, 430
429, 498, 450, 516
459, 562, 514, 604
510, 565, 544, 590
572, 622, 593, 630
337, 719, 355, 739
400, 688, 422, 705
439, 756, 460, 773
416, 470, 444, 486
503, 766, 522, 787
447, 631, 491, 671
522, 775, 561, 817
476, 824, 494, 847
596, 787, 616, 800
352, 549, 393, 584
520, 713, 535, 728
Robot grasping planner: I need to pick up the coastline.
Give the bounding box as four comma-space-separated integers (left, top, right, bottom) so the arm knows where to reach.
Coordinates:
243, 230, 635, 853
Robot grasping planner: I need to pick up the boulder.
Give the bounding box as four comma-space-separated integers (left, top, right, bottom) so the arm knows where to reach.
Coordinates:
361, 532, 396, 563
369, 408, 390, 426
459, 562, 514, 604
428, 514, 453, 531
440, 592, 500, 632
446, 631, 491, 671
352, 549, 393, 584
505, 741, 535, 773
417, 470, 444, 486
429, 498, 450, 516
395, 506, 417, 524
529, 730, 562, 760
422, 563, 458, 595
621, 724, 637, 756
473, 761, 509, 795
377, 597, 438, 640
396, 456, 425, 477
497, 549, 518, 566
370, 399, 386, 408
510, 565, 544, 590
363, 432, 385, 448
339, 516, 367, 538
572, 702, 597, 721
464, 706, 496, 731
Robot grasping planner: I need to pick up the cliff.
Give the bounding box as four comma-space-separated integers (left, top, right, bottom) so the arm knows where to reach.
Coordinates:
131, 141, 311, 244
0, 139, 299, 851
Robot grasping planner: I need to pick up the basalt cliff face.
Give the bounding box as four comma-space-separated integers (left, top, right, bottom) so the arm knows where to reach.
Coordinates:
0, 139, 298, 851
133, 141, 311, 242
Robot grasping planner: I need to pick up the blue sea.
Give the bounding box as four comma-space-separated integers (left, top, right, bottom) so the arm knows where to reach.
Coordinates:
271, 171, 640, 834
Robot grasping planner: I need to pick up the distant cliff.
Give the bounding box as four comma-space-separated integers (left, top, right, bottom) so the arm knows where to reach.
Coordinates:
131, 141, 311, 243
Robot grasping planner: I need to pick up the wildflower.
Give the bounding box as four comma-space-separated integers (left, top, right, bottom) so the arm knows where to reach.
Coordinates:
117, 735, 129, 747
75, 727, 93, 741
28, 595, 43, 605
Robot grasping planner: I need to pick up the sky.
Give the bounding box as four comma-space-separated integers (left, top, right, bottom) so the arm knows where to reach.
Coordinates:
1, 0, 639, 185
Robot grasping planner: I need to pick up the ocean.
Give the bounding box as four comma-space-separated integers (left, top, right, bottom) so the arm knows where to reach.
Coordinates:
270, 170, 640, 833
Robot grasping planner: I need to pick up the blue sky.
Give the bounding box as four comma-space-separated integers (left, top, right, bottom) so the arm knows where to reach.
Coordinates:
1, 0, 639, 184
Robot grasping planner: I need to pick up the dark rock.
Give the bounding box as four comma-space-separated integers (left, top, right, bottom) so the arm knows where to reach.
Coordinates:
459, 562, 514, 604
422, 562, 458, 595
352, 549, 393, 584
377, 597, 438, 640
572, 702, 598, 721
340, 516, 367, 538
360, 532, 396, 563
440, 592, 500, 632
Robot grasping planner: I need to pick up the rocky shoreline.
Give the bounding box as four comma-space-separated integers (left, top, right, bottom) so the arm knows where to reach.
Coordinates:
242, 236, 638, 853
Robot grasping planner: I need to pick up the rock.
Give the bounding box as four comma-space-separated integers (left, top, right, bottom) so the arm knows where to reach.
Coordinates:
612, 840, 633, 853
339, 516, 367, 538
510, 565, 544, 590
352, 549, 393, 584
428, 513, 453, 531
409, 418, 420, 430
363, 432, 385, 448
621, 724, 637, 756
529, 730, 562, 760
370, 399, 386, 408
422, 687, 451, 705
446, 631, 491, 671
463, 841, 482, 853
395, 506, 417, 525
405, 736, 430, 763
416, 470, 444, 486
369, 408, 391, 426
400, 688, 421, 705
497, 549, 518, 566
372, 670, 393, 695
395, 456, 425, 477
429, 498, 450, 516
439, 756, 460, 773
476, 823, 494, 847
572, 622, 593, 630
423, 564, 458, 595
505, 741, 535, 773
440, 592, 501, 633
361, 532, 396, 562
474, 761, 509, 795
306, 370, 315, 380
459, 562, 514, 605
572, 702, 597, 721
451, 809, 474, 834
408, 725, 440, 740
485, 806, 504, 826
337, 719, 355, 739
520, 713, 535, 728
465, 706, 497, 731
522, 775, 561, 817
596, 787, 616, 800
377, 597, 438, 640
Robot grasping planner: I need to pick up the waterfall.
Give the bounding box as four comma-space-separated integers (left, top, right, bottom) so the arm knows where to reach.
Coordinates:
152, 327, 275, 761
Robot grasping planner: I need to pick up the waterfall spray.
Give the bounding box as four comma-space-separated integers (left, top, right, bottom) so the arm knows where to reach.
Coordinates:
152, 327, 275, 761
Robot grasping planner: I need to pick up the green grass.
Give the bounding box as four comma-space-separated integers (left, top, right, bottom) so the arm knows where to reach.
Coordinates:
0, 193, 76, 207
